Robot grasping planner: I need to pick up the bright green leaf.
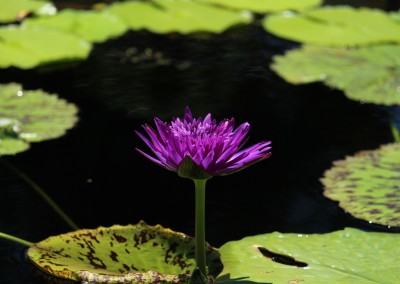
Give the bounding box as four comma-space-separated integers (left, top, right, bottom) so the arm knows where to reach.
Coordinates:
321, 143, 400, 227
263, 6, 400, 46
22, 9, 128, 43
0, 0, 56, 23
217, 228, 400, 283
27, 221, 222, 283
271, 44, 400, 105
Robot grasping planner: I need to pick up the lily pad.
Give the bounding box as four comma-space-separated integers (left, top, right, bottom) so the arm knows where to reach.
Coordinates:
321, 143, 400, 227
271, 44, 400, 105
195, 0, 322, 13
22, 9, 128, 43
263, 6, 400, 46
0, 83, 78, 155
106, 0, 253, 34
0, 0, 56, 23
27, 220, 222, 283
217, 227, 400, 283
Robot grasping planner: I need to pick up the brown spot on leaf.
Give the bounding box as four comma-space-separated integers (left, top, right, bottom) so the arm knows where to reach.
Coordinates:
109, 251, 118, 262
113, 233, 127, 243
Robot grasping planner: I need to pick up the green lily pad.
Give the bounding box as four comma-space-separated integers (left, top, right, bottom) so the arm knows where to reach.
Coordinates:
263, 6, 400, 46
195, 0, 322, 13
106, 0, 252, 34
22, 9, 128, 43
217, 227, 400, 283
0, 0, 56, 23
0, 25, 91, 69
0, 83, 78, 155
321, 143, 400, 227
27, 220, 222, 283
271, 44, 400, 105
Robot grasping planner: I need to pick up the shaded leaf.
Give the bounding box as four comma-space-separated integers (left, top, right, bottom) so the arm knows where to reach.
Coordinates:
0, 0, 56, 23
27, 221, 222, 283
321, 143, 400, 227
263, 6, 400, 46
217, 228, 400, 283
0, 83, 78, 155
271, 44, 400, 105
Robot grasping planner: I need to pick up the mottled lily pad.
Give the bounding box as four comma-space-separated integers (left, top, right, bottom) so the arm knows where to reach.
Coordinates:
0, 83, 78, 155
263, 6, 400, 46
23, 9, 128, 43
271, 44, 400, 105
0, 0, 56, 23
195, 0, 322, 13
27, 221, 222, 283
321, 143, 400, 227
107, 0, 252, 34
217, 227, 400, 283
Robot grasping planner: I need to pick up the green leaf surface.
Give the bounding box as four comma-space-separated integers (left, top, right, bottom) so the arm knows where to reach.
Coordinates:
0, 25, 91, 69
195, 0, 322, 13
0, 0, 56, 23
106, 0, 252, 34
271, 44, 400, 105
217, 228, 400, 283
27, 221, 222, 283
23, 9, 128, 43
0, 83, 78, 155
263, 6, 400, 46
321, 143, 400, 227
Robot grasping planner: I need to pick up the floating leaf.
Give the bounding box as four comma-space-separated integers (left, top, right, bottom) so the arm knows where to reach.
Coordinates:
107, 0, 252, 34
263, 6, 400, 46
0, 0, 56, 23
27, 221, 222, 283
0, 83, 78, 155
195, 0, 322, 13
23, 9, 128, 43
271, 44, 400, 105
0, 25, 91, 69
321, 143, 400, 227
217, 227, 400, 283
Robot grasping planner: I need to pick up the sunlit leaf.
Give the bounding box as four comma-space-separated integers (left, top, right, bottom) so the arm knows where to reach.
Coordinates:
0, 83, 78, 155
0, 0, 56, 23
263, 6, 400, 46
27, 221, 222, 283
271, 44, 400, 105
23, 9, 128, 43
195, 0, 322, 13
321, 143, 400, 227
217, 228, 400, 283
106, 0, 252, 34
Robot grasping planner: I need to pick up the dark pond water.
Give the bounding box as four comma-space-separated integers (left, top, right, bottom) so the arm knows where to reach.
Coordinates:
1, 1, 400, 283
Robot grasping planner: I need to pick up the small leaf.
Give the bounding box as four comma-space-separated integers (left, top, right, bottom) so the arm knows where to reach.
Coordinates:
0, 0, 56, 23
321, 143, 400, 227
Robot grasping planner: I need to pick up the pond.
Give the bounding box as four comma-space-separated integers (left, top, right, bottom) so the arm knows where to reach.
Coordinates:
0, 0, 399, 283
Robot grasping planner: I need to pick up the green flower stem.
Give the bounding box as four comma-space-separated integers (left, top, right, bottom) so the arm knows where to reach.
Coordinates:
0, 232, 33, 247
194, 179, 207, 277
0, 158, 79, 230
391, 123, 400, 143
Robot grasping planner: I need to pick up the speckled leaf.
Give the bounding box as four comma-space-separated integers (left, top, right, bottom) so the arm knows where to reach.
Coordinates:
27, 221, 222, 283
22, 9, 128, 43
263, 6, 400, 46
271, 44, 400, 106
0, 83, 78, 155
0, 25, 91, 69
217, 227, 400, 283
321, 143, 400, 227
0, 0, 56, 23
195, 0, 322, 13
106, 0, 252, 34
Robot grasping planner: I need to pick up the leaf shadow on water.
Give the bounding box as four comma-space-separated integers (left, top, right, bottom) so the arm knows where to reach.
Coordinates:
215, 274, 271, 284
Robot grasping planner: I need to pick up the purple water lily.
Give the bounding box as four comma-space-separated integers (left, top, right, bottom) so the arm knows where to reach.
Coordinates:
135, 106, 272, 178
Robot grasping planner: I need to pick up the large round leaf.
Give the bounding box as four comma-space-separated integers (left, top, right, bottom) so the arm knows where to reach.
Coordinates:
271, 44, 400, 106
0, 83, 78, 155
0, 0, 56, 23
321, 143, 400, 227
217, 227, 400, 283
27, 221, 222, 283
263, 6, 400, 46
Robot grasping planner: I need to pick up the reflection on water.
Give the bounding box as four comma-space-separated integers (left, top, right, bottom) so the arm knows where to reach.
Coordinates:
0, 2, 399, 283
